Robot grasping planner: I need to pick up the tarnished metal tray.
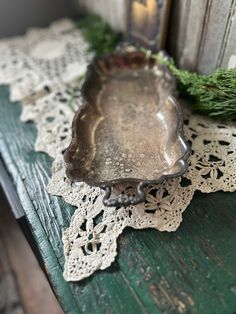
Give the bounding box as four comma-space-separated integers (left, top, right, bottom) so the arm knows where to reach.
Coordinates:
64, 51, 190, 207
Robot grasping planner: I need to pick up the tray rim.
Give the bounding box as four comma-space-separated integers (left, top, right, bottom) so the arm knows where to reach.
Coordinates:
64, 52, 191, 189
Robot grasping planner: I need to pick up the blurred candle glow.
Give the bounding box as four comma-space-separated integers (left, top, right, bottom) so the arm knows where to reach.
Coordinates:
127, 0, 170, 51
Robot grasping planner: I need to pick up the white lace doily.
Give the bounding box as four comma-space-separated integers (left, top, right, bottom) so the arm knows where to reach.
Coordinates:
0, 19, 235, 282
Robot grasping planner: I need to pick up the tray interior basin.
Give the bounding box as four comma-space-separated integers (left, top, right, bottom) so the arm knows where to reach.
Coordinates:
70, 67, 187, 185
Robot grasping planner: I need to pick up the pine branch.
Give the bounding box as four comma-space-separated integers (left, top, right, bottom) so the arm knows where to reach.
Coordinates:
77, 15, 121, 55
152, 52, 236, 120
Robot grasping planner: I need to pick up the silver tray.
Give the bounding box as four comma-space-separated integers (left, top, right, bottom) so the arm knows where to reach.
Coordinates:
64, 52, 190, 207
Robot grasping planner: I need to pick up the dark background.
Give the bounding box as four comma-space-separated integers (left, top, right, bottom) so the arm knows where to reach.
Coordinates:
0, 0, 77, 38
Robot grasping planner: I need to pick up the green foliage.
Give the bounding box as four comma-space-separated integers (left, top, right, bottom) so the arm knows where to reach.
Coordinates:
152, 52, 236, 120
77, 14, 121, 55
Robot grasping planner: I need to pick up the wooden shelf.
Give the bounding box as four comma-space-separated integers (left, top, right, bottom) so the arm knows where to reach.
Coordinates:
0, 85, 236, 313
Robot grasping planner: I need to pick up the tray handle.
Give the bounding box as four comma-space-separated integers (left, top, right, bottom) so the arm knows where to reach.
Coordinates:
102, 182, 145, 207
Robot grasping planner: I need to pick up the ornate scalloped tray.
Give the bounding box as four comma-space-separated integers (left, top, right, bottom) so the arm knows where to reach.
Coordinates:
65, 52, 190, 206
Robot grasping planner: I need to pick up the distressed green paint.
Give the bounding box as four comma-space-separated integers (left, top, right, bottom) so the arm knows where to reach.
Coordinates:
0, 86, 236, 314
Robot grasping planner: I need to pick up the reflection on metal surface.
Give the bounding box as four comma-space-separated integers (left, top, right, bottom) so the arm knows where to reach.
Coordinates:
127, 0, 171, 50
64, 52, 190, 206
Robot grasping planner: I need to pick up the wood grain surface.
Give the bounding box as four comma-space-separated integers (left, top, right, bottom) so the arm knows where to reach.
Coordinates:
0, 190, 63, 314
0, 85, 236, 313
0, 228, 24, 314
167, 0, 236, 74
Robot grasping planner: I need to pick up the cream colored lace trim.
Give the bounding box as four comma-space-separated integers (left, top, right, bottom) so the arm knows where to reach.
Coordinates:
0, 20, 235, 281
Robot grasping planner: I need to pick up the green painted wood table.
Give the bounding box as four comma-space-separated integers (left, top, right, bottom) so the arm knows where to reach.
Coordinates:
0, 85, 236, 314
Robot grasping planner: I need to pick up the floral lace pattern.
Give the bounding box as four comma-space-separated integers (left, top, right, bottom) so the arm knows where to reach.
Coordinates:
0, 18, 93, 102
0, 20, 235, 281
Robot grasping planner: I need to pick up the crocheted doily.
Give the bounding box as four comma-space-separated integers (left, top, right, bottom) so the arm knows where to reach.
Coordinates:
0, 20, 235, 282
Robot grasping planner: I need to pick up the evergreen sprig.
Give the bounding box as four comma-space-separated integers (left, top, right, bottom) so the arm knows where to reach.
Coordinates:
152, 52, 236, 120
77, 14, 121, 55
